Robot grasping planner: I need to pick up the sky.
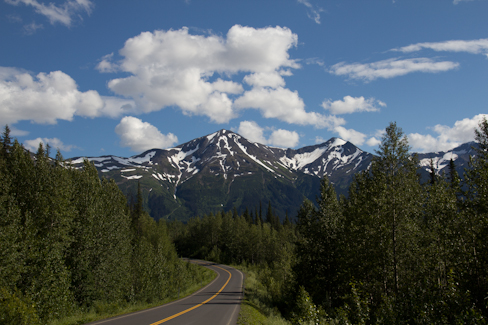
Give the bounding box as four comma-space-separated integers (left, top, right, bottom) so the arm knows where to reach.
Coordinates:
1, 0, 487, 158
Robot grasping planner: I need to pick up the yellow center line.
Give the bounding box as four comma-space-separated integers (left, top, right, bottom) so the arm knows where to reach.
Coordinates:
149, 265, 232, 325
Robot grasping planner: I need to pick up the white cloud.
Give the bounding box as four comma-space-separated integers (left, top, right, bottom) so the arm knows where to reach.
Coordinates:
115, 116, 178, 152
329, 58, 459, 82
315, 136, 326, 144
394, 38, 488, 58
10, 126, 29, 136
365, 129, 385, 147
237, 121, 267, 144
408, 114, 488, 152
236, 120, 299, 148
96, 53, 118, 73
304, 58, 325, 66
297, 0, 324, 24
0, 67, 135, 125
234, 87, 339, 128
269, 129, 300, 148
24, 137, 78, 153
104, 25, 301, 124
22, 21, 43, 34
453, 0, 475, 4
243, 72, 286, 88
5, 0, 93, 27
321, 96, 385, 115
366, 137, 381, 147
334, 126, 367, 146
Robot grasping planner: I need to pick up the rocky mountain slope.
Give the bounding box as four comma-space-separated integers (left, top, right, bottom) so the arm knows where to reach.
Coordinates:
68, 130, 476, 221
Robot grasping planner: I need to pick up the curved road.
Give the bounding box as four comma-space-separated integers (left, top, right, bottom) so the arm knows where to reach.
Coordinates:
87, 261, 243, 325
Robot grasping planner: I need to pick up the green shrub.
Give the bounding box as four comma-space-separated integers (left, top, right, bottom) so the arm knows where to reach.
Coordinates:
0, 287, 40, 325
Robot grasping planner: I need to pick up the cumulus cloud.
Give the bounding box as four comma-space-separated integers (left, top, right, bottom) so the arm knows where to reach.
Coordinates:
103, 25, 304, 124
24, 137, 78, 153
243, 71, 286, 88
393, 38, 488, 58
0, 67, 135, 125
329, 58, 459, 82
322, 96, 385, 115
237, 121, 267, 144
408, 114, 488, 152
5, 0, 93, 27
269, 129, 300, 148
234, 87, 339, 128
334, 126, 367, 146
366, 137, 381, 147
115, 116, 178, 152
365, 129, 385, 147
96, 53, 118, 73
297, 0, 324, 24
237, 120, 299, 148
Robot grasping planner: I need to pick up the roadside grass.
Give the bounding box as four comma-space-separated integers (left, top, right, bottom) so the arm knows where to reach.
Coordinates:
48, 267, 216, 325
235, 265, 290, 325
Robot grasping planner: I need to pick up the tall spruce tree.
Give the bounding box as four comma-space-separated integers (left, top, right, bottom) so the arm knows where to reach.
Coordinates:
295, 176, 343, 309
343, 122, 423, 321
463, 117, 488, 315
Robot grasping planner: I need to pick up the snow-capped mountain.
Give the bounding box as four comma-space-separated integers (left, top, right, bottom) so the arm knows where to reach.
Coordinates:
68, 130, 476, 221
416, 141, 477, 180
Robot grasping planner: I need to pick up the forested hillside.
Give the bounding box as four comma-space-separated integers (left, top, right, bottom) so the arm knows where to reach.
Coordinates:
0, 126, 211, 324
172, 120, 488, 324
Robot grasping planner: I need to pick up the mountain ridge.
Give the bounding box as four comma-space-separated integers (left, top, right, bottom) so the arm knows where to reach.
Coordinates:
68, 129, 477, 221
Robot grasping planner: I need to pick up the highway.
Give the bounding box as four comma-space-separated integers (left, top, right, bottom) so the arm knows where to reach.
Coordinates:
86, 261, 244, 325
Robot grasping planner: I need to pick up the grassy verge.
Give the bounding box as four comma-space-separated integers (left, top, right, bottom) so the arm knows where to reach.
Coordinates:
48, 266, 216, 325
235, 265, 290, 325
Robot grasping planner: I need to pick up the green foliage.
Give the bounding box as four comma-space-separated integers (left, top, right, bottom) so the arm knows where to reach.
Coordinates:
295, 177, 344, 309
289, 122, 488, 323
335, 282, 370, 325
236, 265, 291, 325
290, 286, 322, 325
0, 125, 210, 324
0, 287, 40, 325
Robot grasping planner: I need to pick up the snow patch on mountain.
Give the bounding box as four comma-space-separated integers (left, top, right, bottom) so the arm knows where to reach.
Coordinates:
280, 147, 328, 169
235, 140, 276, 173
331, 138, 347, 147
122, 174, 143, 180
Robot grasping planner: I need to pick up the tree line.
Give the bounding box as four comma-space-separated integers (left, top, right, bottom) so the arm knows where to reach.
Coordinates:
172, 120, 488, 324
0, 126, 208, 324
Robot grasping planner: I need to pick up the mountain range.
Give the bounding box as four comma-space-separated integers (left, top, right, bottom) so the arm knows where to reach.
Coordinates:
68, 129, 477, 221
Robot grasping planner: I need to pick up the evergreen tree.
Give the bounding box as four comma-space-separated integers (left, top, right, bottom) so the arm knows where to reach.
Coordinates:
448, 158, 460, 190
462, 117, 488, 315
295, 176, 344, 309
429, 158, 437, 184
342, 122, 424, 321
1, 125, 12, 160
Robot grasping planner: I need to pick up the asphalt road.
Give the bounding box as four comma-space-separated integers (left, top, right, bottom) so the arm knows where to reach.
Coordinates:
86, 261, 243, 325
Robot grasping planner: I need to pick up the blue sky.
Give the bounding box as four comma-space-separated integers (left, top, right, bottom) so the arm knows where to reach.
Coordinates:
1, 0, 487, 158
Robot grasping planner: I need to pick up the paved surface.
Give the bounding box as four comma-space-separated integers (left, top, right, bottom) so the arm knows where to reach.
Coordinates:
86, 261, 243, 325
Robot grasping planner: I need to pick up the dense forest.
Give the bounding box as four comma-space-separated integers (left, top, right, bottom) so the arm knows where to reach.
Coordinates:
171, 120, 488, 324
1, 119, 487, 324
0, 126, 210, 324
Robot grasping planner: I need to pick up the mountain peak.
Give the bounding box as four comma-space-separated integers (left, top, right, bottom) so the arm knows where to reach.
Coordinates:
66, 130, 477, 222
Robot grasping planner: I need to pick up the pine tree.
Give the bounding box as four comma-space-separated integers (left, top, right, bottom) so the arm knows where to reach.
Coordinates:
429, 158, 437, 185
462, 117, 488, 315
448, 158, 460, 190
341, 122, 424, 320
295, 176, 344, 309
1, 125, 12, 160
